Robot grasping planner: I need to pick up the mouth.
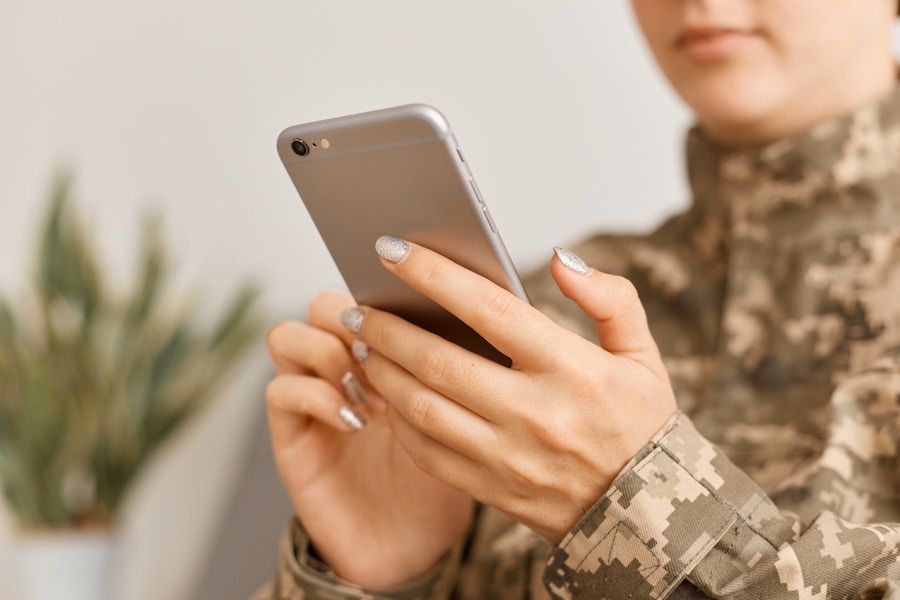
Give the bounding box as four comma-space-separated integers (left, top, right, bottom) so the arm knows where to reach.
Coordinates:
675, 25, 762, 62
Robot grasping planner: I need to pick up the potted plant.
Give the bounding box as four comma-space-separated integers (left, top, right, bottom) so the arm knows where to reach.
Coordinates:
0, 174, 264, 600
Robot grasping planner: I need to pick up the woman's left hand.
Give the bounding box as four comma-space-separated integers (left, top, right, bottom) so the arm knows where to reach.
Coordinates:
345, 237, 677, 544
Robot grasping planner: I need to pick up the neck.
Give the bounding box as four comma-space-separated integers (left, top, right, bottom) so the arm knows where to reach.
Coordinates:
701, 62, 897, 149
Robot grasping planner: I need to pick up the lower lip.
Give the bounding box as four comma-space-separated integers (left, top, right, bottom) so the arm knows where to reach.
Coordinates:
678, 30, 760, 63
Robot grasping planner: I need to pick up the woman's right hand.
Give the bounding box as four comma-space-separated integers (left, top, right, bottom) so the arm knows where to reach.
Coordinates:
266, 290, 474, 589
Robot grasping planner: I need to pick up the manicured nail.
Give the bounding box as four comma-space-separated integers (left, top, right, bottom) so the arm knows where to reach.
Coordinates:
553, 247, 590, 274
340, 307, 365, 333
375, 236, 409, 263
338, 405, 366, 430
341, 371, 367, 404
352, 339, 370, 362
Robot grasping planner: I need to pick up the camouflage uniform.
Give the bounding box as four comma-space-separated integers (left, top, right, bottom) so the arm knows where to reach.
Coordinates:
255, 85, 900, 599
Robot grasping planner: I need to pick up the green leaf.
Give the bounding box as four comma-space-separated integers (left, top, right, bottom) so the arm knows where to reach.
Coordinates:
36, 172, 103, 330
0, 294, 19, 345
125, 214, 166, 328
207, 284, 262, 353
0, 295, 23, 413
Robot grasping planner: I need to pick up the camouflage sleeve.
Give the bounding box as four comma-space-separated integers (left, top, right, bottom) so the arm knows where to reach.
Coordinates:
543, 356, 900, 599
252, 517, 463, 600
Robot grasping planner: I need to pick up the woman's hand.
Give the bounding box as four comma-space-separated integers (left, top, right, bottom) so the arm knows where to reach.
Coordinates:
345, 238, 678, 543
266, 290, 474, 589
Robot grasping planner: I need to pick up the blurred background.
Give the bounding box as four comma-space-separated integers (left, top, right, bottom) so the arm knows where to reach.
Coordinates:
3, 2, 896, 599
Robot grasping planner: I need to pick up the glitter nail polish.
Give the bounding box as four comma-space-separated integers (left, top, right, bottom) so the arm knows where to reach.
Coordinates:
339, 405, 366, 430
375, 236, 409, 263
340, 307, 364, 333
341, 371, 367, 404
352, 339, 370, 362
553, 246, 590, 274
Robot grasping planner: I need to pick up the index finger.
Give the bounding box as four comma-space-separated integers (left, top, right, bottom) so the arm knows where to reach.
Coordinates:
374, 236, 557, 368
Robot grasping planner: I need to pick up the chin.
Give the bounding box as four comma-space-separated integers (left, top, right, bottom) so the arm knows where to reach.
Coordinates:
673, 68, 794, 146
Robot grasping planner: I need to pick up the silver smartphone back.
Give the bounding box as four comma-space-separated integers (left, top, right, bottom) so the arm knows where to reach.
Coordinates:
277, 104, 527, 365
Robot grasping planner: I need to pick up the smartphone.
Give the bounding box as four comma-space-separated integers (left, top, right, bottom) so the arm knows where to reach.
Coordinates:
276, 104, 528, 365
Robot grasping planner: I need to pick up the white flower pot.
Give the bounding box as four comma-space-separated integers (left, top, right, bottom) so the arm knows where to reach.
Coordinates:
17, 528, 116, 600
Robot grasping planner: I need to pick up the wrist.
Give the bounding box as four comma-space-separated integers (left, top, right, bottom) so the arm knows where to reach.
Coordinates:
291, 516, 469, 594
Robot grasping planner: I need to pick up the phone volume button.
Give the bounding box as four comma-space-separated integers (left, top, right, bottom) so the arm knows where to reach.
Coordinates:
468, 177, 484, 204
457, 146, 465, 162
482, 205, 497, 232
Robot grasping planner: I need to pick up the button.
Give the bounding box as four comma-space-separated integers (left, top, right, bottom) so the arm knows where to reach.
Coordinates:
457, 147, 465, 162
482, 205, 497, 232
468, 177, 484, 204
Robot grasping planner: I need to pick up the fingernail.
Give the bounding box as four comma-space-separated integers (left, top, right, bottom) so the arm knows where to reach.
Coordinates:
352, 339, 370, 362
341, 371, 367, 404
339, 405, 366, 430
340, 307, 365, 333
375, 236, 409, 263
553, 247, 590, 274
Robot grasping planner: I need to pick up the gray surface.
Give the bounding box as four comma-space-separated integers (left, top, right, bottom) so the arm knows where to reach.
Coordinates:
192, 408, 293, 600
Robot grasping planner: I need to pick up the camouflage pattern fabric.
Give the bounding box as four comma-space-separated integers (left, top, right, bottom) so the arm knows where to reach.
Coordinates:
255, 84, 900, 599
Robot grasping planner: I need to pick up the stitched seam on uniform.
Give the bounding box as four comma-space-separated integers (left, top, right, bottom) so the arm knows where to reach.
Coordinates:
558, 444, 668, 599
657, 438, 777, 546
649, 450, 755, 598
580, 414, 683, 506
568, 445, 734, 598
582, 523, 663, 592
700, 490, 836, 597
567, 440, 670, 539
654, 436, 775, 600
565, 445, 666, 575
655, 441, 680, 463
654, 435, 784, 586
552, 415, 687, 595
705, 519, 743, 585
628, 445, 737, 598
674, 478, 783, 598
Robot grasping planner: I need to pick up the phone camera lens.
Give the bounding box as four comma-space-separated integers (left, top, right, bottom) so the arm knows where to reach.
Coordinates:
291, 139, 310, 157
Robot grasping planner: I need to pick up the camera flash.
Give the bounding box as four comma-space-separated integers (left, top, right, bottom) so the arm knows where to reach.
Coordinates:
320, 138, 331, 149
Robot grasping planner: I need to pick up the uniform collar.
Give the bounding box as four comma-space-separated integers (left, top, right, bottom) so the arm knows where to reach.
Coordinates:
685, 83, 900, 244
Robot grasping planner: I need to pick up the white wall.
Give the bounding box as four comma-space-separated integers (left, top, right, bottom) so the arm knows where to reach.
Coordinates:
0, 2, 694, 599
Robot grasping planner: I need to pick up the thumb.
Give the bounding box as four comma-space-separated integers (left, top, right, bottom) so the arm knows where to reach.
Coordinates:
550, 247, 657, 357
